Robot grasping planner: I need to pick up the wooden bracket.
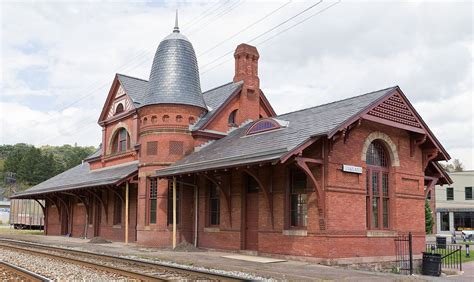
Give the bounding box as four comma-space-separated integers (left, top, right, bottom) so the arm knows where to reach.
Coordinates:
410, 134, 427, 157
295, 156, 326, 230
89, 189, 108, 223
203, 174, 232, 227
424, 176, 438, 199
243, 168, 274, 228
422, 148, 439, 170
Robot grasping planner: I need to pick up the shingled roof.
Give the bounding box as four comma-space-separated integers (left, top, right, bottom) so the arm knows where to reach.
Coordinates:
116, 74, 243, 132
12, 161, 138, 198
154, 86, 398, 177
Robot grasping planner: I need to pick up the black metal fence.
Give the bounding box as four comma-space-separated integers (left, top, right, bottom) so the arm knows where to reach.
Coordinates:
395, 232, 413, 275
425, 243, 462, 271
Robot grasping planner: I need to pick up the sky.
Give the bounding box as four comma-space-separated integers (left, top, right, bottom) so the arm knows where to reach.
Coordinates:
1, 0, 473, 169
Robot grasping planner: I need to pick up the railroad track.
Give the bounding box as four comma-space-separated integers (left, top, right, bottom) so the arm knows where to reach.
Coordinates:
0, 260, 51, 282
0, 238, 245, 281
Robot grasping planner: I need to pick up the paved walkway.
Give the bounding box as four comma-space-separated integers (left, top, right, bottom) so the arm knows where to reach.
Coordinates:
0, 231, 455, 281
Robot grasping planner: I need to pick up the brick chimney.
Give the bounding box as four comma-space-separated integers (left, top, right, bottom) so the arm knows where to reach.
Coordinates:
233, 43, 260, 90
233, 43, 261, 121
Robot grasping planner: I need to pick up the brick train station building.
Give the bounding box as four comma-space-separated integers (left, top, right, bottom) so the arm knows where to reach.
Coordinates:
14, 20, 452, 261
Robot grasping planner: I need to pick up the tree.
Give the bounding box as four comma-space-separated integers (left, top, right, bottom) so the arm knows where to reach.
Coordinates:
440, 159, 465, 173
425, 200, 434, 234
452, 159, 465, 172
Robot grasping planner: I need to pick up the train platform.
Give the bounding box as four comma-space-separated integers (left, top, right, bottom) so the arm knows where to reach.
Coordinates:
0, 230, 444, 281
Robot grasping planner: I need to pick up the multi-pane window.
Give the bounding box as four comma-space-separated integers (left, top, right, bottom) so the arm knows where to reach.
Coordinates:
441, 212, 450, 231
149, 178, 157, 224
466, 187, 473, 200
113, 193, 122, 225
447, 188, 454, 201
290, 168, 308, 227
209, 183, 220, 226
167, 182, 181, 225
366, 141, 390, 229
112, 128, 129, 154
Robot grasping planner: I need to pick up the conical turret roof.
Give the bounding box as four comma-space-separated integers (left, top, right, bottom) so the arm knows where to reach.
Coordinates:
143, 13, 206, 109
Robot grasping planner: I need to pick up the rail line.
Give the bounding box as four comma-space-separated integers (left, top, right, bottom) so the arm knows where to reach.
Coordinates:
0, 238, 244, 281
0, 260, 51, 282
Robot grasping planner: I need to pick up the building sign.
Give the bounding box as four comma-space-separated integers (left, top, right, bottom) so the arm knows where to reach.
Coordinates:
342, 165, 363, 174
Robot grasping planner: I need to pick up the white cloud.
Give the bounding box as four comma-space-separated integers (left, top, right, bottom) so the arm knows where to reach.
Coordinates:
0, 0, 472, 168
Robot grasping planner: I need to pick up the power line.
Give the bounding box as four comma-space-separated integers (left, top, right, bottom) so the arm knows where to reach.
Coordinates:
38, 1, 333, 144
199, 0, 323, 71
198, 0, 292, 57
32, 1, 235, 130
201, 0, 339, 75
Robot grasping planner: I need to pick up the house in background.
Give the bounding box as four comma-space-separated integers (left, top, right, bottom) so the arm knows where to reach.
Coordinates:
435, 171, 474, 234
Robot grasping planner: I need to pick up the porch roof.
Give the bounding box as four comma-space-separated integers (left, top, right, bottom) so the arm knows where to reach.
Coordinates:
154, 87, 396, 178
11, 161, 138, 199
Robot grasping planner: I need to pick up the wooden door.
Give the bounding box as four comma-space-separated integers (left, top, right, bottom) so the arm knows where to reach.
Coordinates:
245, 177, 259, 250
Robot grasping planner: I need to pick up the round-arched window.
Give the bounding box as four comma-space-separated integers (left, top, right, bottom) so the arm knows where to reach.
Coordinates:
176, 115, 183, 123
189, 116, 195, 125
228, 109, 237, 125
151, 115, 157, 124
143, 117, 148, 125
366, 141, 389, 167
115, 103, 124, 115
163, 115, 170, 122
365, 140, 390, 230
112, 128, 130, 154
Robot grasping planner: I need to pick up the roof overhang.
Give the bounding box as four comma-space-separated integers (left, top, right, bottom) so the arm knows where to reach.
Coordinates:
11, 169, 138, 199
153, 148, 287, 178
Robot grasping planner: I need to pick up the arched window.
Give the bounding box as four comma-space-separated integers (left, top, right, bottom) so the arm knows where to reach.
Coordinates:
188, 116, 195, 125
176, 115, 183, 123
112, 128, 130, 154
115, 103, 124, 115
246, 119, 280, 135
228, 109, 237, 126
163, 115, 170, 122
366, 141, 390, 229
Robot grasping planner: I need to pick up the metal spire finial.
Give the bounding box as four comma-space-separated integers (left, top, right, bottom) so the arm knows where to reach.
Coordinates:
173, 9, 180, 33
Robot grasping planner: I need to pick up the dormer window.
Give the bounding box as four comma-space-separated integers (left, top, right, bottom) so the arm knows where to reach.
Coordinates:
115, 103, 124, 115
246, 118, 284, 135
228, 109, 237, 126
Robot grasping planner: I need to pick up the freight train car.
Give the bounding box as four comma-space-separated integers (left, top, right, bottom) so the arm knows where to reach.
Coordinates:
9, 199, 44, 230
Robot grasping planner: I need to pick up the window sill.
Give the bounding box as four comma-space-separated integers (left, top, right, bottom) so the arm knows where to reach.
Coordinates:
112, 225, 122, 229
367, 230, 397, 237
204, 227, 220, 233
283, 229, 307, 237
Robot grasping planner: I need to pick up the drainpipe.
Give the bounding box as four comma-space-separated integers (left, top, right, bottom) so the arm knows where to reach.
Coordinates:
172, 177, 177, 249
125, 182, 129, 244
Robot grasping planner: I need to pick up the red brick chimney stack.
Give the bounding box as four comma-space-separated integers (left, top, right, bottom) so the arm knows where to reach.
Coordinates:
233, 43, 260, 90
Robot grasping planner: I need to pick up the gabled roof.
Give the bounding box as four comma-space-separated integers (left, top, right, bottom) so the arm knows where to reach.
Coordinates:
155, 87, 396, 177
12, 162, 138, 198
192, 81, 243, 130
117, 74, 148, 107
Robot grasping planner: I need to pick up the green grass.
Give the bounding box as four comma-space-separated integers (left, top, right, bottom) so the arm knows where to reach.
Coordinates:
426, 249, 474, 263
0, 228, 44, 235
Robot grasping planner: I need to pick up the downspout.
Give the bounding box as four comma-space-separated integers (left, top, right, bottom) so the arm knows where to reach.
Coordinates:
172, 177, 177, 249
125, 182, 129, 244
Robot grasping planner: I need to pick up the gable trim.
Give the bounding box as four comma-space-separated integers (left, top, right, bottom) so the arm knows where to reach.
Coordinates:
198, 84, 243, 129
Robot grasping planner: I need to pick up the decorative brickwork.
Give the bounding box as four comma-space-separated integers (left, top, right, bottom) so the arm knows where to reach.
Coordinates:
361, 131, 400, 166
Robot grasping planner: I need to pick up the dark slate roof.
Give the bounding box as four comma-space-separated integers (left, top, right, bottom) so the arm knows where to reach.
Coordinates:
155, 86, 397, 177
115, 74, 241, 130
12, 162, 138, 198
117, 74, 148, 107
144, 30, 206, 109
192, 81, 243, 130
83, 146, 102, 161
